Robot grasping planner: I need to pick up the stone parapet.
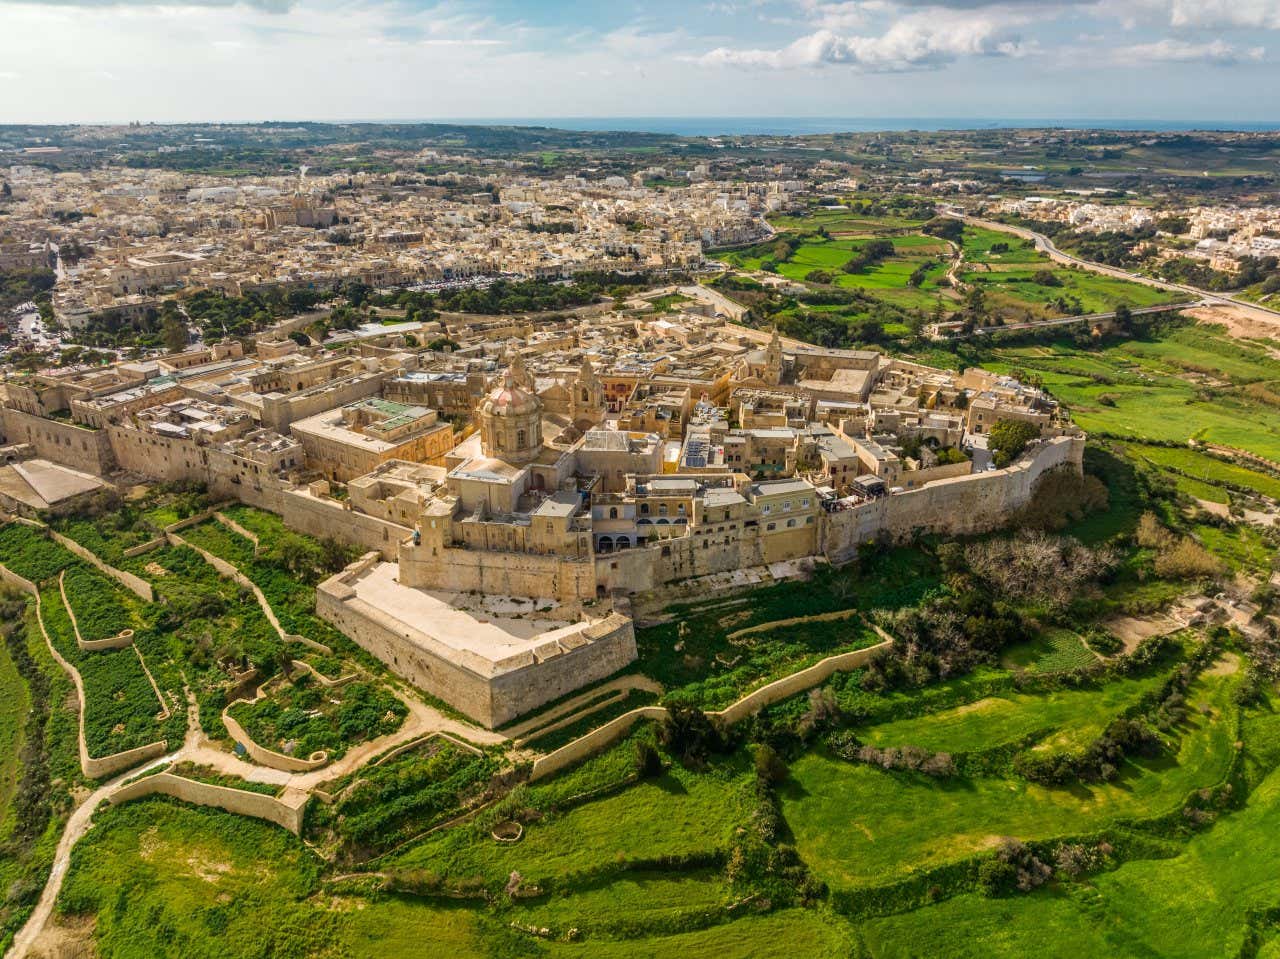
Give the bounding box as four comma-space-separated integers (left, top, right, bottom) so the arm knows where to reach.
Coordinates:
109, 773, 309, 835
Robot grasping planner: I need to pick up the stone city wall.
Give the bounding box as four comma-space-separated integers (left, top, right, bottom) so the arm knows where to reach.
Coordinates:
1, 408, 116, 475
109, 773, 308, 835
400, 544, 598, 604
487, 615, 637, 729
222, 481, 408, 561
823, 435, 1084, 562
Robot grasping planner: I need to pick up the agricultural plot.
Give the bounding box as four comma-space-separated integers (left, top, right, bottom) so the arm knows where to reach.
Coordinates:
999, 628, 1098, 673
859, 667, 1169, 755
716, 232, 951, 312
970, 323, 1280, 461
0, 523, 74, 583
177, 514, 351, 649
856, 716, 1280, 958
37, 584, 172, 757
61, 564, 135, 642
313, 737, 497, 856
1127, 443, 1280, 501
389, 751, 756, 888
962, 265, 1181, 316
227, 674, 406, 761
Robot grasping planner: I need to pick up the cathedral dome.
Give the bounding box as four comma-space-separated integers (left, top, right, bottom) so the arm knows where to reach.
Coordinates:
479, 372, 541, 419
477, 370, 544, 464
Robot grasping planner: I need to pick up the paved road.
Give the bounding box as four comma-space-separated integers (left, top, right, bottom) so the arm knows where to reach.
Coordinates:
943, 210, 1280, 324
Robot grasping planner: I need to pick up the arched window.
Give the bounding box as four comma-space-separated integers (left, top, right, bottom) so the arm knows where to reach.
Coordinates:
609, 507, 618, 519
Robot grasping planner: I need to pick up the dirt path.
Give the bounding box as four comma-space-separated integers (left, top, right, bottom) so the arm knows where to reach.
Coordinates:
7, 749, 177, 959
5, 682, 504, 957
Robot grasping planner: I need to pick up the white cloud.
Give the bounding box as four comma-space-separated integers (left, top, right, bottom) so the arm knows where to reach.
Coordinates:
697, 12, 1036, 70
1166, 0, 1280, 30
1116, 38, 1265, 64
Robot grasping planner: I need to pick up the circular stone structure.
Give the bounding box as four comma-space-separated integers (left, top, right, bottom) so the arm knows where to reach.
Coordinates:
491, 821, 524, 843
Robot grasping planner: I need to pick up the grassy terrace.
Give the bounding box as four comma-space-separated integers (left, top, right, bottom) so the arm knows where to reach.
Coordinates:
636, 548, 933, 710
226, 672, 406, 761
389, 745, 756, 888
177, 513, 352, 649
784, 668, 1240, 891
38, 582, 178, 757
858, 666, 1172, 755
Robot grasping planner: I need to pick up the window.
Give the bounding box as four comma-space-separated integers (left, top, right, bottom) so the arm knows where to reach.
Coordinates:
786, 518, 797, 528
641, 503, 650, 515
659, 503, 668, 517
609, 507, 618, 519
766, 522, 776, 531
517, 428, 527, 447
801, 498, 810, 508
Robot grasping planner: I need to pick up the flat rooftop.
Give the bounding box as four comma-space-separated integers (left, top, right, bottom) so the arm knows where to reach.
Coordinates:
346, 562, 606, 676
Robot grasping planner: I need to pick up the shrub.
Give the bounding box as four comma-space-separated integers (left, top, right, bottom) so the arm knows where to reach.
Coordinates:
659, 707, 725, 768
980, 839, 1051, 895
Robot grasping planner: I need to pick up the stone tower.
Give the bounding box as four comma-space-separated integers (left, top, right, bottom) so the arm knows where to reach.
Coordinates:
764, 327, 783, 387
571, 355, 606, 426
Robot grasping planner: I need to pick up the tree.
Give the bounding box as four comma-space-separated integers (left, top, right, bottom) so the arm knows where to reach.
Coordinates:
987, 419, 1040, 468
161, 312, 188, 354
754, 744, 788, 784
659, 707, 724, 768
922, 217, 964, 242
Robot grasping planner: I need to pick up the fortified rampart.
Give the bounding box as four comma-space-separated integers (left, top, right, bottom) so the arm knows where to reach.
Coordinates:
0, 408, 116, 475
821, 434, 1084, 563
316, 556, 637, 728
399, 544, 598, 605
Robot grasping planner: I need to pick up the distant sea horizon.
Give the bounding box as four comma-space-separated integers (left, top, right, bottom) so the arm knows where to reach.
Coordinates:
401, 116, 1280, 136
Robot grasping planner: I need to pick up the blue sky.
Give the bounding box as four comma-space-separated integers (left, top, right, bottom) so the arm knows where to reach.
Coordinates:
1, 0, 1278, 124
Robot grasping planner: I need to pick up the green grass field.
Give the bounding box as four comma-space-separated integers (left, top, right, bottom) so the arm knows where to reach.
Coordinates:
968, 324, 1280, 460
1000, 628, 1099, 674
391, 758, 755, 886
859, 668, 1166, 755
785, 670, 1239, 891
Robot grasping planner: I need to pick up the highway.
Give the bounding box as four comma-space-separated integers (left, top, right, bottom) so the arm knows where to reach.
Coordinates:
942, 210, 1280, 324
